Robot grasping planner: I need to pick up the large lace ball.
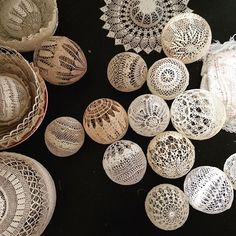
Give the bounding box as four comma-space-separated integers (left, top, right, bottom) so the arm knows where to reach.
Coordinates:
224, 153, 236, 190
184, 166, 234, 214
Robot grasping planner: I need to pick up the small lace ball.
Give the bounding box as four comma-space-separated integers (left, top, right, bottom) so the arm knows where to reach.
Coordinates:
161, 13, 212, 64
83, 98, 129, 145
103, 140, 147, 185
145, 184, 189, 231
184, 166, 234, 214
128, 94, 170, 137
171, 89, 226, 140
224, 153, 236, 190
147, 131, 195, 179
34, 36, 87, 85
147, 58, 189, 100
107, 52, 147, 92
45, 117, 85, 157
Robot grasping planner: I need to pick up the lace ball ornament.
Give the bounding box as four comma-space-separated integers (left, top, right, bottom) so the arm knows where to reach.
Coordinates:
34, 36, 87, 86
184, 166, 234, 214
171, 89, 226, 140
83, 98, 129, 145
107, 52, 147, 92
101, 0, 192, 54
147, 58, 189, 100
145, 184, 189, 231
224, 154, 236, 190
103, 140, 147, 185
161, 13, 212, 64
0, 152, 56, 235
45, 117, 85, 157
128, 94, 170, 137
147, 131, 195, 179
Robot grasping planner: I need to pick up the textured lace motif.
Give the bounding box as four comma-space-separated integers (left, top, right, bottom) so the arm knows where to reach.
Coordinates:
224, 154, 236, 190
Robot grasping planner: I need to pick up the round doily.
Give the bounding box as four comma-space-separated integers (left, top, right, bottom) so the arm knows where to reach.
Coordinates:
224, 153, 236, 190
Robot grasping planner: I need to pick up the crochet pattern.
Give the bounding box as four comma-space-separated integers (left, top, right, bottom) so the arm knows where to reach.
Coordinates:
224, 154, 236, 190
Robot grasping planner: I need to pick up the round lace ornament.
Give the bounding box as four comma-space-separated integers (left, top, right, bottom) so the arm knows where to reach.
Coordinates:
184, 166, 234, 214
128, 94, 170, 137
161, 13, 212, 64
145, 184, 189, 231
147, 131, 195, 179
83, 98, 129, 145
147, 58, 189, 100
171, 89, 226, 140
224, 153, 236, 190
101, 0, 192, 54
34, 36, 87, 86
107, 52, 147, 92
45, 117, 85, 157
103, 140, 147, 185
0, 152, 56, 236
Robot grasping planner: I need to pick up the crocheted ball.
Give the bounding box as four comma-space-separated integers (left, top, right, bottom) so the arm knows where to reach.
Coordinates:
171, 89, 226, 140
103, 140, 147, 185
83, 98, 129, 144
147, 131, 195, 179
184, 166, 234, 214
33, 36, 87, 85
224, 153, 236, 190
147, 58, 189, 100
128, 94, 170, 137
145, 184, 189, 231
107, 52, 147, 92
45, 117, 85, 157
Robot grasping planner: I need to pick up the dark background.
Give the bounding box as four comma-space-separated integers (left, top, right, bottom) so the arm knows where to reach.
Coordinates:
11, 0, 236, 235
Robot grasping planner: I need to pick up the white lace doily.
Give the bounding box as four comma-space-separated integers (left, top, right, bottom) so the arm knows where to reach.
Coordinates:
224, 153, 236, 190
100, 0, 192, 54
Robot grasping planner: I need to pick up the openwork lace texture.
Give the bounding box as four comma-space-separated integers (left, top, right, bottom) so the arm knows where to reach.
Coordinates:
147, 131, 195, 179
83, 98, 129, 144
224, 153, 236, 190
100, 0, 192, 54
45, 117, 85, 157
103, 140, 147, 185
0, 46, 47, 150
145, 184, 189, 231
128, 94, 170, 137
184, 166, 234, 214
147, 58, 189, 100
171, 89, 226, 140
0, 0, 58, 52
0, 152, 56, 236
107, 52, 147, 92
201, 38, 236, 133
161, 13, 212, 64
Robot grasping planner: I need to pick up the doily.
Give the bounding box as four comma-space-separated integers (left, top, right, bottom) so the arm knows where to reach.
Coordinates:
103, 140, 147, 185
147, 57, 189, 100
184, 166, 234, 214
145, 184, 189, 231
161, 13, 212, 63
147, 131, 195, 179
224, 153, 236, 190
171, 89, 226, 140
100, 0, 192, 54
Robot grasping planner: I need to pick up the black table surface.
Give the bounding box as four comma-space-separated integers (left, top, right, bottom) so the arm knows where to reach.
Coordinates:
12, 0, 236, 235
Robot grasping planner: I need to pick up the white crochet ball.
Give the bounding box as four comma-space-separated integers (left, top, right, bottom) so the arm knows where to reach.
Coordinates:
224, 153, 236, 190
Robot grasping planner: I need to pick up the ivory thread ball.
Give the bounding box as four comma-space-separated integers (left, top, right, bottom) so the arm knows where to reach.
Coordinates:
224, 153, 236, 190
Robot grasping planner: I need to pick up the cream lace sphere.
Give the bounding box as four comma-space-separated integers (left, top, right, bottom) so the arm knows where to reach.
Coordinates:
224, 153, 236, 190
161, 13, 212, 64
184, 166, 234, 214
45, 117, 85, 157
145, 184, 189, 231
147, 58, 189, 100
107, 52, 147, 92
128, 94, 170, 137
147, 131, 195, 179
103, 140, 147, 185
171, 89, 226, 140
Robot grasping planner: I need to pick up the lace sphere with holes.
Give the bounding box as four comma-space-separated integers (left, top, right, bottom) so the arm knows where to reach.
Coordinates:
184, 166, 234, 214
147, 58, 189, 100
145, 184, 189, 231
128, 94, 170, 137
171, 89, 226, 140
161, 13, 212, 64
107, 52, 147, 92
147, 131, 195, 179
103, 140, 147, 185
224, 154, 236, 190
